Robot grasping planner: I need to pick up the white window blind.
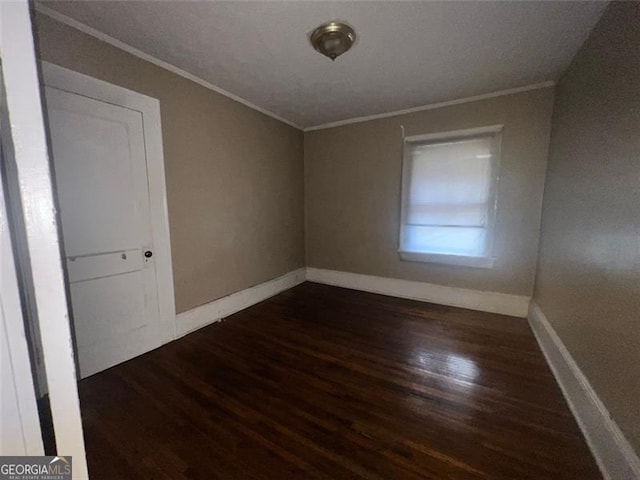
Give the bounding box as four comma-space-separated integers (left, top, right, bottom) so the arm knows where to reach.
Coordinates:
400, 127, 500, 267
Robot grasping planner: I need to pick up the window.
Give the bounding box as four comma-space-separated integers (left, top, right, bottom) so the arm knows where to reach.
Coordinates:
399, 126, 502, 268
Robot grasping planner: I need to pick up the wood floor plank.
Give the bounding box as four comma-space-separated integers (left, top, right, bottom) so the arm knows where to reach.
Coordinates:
77, 282, 601, 479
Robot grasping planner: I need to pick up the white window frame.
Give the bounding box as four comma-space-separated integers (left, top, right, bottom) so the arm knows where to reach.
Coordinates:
399, 125, 503, 269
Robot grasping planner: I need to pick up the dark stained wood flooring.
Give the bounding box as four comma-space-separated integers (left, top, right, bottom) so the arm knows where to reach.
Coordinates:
78, 282, 601, 479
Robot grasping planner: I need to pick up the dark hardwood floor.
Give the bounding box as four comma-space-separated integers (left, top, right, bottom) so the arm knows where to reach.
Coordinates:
78, 282, 601, 479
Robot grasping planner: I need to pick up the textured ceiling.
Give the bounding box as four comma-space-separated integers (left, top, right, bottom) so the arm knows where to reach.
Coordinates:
38, 1, 607, 129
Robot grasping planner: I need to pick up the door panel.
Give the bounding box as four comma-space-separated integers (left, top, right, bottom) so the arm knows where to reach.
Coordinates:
47, 91, 147, 255
66, 249, 143, 283
46, 86, 162, 378
70, 272, 158, 377
71, 272, 148, 347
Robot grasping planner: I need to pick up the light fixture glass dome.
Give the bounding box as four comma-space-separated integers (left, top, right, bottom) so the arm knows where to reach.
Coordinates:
310, 21, 356, 61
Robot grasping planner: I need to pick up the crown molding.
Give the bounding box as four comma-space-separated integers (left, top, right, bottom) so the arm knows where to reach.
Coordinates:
35, 4, 555, 134
33, 3, 303, 130
304, 80, 555, 132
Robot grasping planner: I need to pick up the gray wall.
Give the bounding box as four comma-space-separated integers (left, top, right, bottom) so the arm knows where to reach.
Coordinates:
305, 88, 554, 297
533, 2, 640, 452
34, 13, 306, 314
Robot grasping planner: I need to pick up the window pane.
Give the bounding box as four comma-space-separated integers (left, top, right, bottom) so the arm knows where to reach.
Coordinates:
407, 137, 493, 227
403, 225, 488, 257
407, 203, 487, 226
401, 131, 499, 259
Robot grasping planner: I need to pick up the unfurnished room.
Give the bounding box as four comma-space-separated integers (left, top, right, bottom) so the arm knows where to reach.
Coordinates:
0, 1, 638, 479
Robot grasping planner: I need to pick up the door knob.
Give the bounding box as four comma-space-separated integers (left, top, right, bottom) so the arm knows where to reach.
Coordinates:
144, 250, 153, 258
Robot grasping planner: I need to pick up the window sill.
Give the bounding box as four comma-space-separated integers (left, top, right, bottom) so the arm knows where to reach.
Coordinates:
398, 250, 495, 269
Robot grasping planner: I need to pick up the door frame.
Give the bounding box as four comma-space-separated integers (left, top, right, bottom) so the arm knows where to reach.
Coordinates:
0, 2, 88, 476
42, 62, 177, 345
0, 78, 45, 457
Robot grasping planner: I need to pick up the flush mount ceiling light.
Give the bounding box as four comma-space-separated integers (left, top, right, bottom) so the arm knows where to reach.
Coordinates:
310, 21, 356, 61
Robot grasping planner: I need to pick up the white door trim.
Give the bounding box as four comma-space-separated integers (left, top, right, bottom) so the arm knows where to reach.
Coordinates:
0, 82, 44, 455
0, 2, 88, 476
41, 62, 177, 344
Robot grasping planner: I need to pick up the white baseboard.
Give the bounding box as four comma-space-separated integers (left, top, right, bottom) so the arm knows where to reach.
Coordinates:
176, 268, 306, 337
305, 267, 530, 317
528, 301, 640, 480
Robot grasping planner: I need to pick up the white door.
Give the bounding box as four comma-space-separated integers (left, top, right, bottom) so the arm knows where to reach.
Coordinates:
45, 86, 163, 378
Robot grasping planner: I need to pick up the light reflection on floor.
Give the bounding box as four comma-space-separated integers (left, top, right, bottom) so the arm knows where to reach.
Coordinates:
403, 347, 481, 417
410, 347, 480, 387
